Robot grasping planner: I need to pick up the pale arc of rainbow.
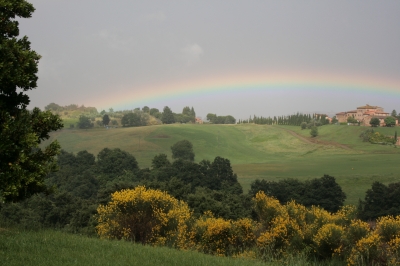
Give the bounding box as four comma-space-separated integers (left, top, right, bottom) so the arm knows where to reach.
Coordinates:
92, 71, 400, 110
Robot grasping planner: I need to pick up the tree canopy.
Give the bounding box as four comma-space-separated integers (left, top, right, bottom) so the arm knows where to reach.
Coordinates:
370, 117, 380, 127
0, 0, 63, 201
171, 140, 195, 162
384, 116, 396, 127
161, 106, 175, 124
206, 113, 236, 124
77, 114, 93, 129
249, 175, 346, 212
102, 114, 110, 126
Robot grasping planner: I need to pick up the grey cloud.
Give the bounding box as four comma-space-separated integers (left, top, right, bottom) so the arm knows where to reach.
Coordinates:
183, 43, 204, 66
141, 11, 166, 22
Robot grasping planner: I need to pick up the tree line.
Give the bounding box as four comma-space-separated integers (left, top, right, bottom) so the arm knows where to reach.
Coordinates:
237, 113, 330, 126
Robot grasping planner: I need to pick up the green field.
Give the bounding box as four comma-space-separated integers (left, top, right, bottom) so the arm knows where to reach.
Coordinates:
0, 229, 268, 266
42, 124, 400, 205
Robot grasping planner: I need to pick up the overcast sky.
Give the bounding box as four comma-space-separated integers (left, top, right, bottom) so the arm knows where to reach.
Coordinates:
21, 0, 400, 119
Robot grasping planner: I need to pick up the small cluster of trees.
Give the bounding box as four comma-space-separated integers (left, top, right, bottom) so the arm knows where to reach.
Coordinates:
358, 181, 400, 220
249, 175, 346, 212
369, 116, 397, 127
45, 103, 98, 115
119, 106, 196, 127
206, 113, 236, 124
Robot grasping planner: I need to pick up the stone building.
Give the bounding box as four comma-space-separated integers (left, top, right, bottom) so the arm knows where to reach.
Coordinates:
336, 104, 397, 126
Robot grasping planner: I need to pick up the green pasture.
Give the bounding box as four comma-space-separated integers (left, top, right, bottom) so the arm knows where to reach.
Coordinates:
43, 123, 400, 205
0, 229, 266, 266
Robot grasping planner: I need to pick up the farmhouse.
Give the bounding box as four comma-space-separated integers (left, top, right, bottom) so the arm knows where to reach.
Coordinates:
195, 117, 203, 124
336, 104, 398, 126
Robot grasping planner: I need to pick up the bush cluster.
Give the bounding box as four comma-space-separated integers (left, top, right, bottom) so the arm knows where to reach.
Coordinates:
359, 129, 396, 145
96, 188, 400, 265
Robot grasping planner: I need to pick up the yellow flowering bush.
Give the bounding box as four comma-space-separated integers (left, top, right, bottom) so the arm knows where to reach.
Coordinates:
388, 236, 400, 265
191, 214, 235, 256
345, 219, 370, 245
189, 213, 258, 257
96, 186, 192, 246
333, 205, 358, 227
313, 223, 344, 259
257, 216, 289, 260
231, 218, 258, 251
376, 215, 400, 242
95, 186, 400, 264
347, 233, 383, 266
302, 205, 334, 245
253, 191, 286, 228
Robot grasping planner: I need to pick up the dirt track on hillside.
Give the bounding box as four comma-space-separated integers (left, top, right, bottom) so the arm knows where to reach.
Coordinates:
278, 127, 352, 150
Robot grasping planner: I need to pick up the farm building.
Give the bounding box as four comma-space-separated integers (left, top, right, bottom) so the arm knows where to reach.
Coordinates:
336, 104, 398, 126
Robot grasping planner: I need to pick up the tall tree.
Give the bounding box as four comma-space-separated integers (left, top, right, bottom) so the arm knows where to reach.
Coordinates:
161, 106, 175, 124
102, 114, 110, 126
0, 1, 63, 201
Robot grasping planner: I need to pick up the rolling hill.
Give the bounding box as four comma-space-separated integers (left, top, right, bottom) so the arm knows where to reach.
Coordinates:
42, 123, 400, 205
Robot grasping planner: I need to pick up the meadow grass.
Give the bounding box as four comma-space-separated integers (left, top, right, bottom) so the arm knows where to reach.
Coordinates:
0, 229, 266, 266
42, 123, 400, 205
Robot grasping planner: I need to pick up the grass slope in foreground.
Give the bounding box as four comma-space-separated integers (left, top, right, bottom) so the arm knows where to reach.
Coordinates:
0, 229, 268, 266
43, 124, 400, 205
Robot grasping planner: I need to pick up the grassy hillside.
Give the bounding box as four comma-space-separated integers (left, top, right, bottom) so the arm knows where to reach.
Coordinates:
42, 123, 400, 205
0, 229, 268, 266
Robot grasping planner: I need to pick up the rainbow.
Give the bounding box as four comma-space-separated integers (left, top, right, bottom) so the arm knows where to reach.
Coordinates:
90, 70, 400, 112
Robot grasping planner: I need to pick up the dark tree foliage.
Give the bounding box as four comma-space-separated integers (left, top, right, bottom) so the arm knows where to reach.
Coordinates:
179, 106, 196, 123
359, 181, 400, 220
249, 175, 346, 213
161, 106, 175, 124
0, 0, 39, 113
238, 113, 330, 126
151, 153, 171, 169
102, 114, 110, 126
0, 110, 62, 201
77, 114, 93, 129
302, 175, 346, 213
97, 148, 139, 177
249, 179, 305, 203
171, 140, 195, 162
186, 187, 251, 219
206, 113, 236, 124
150, 108, 159, 115
370, 117, 380, 127
0, 1, 63, 201
121, 112, 141, 127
